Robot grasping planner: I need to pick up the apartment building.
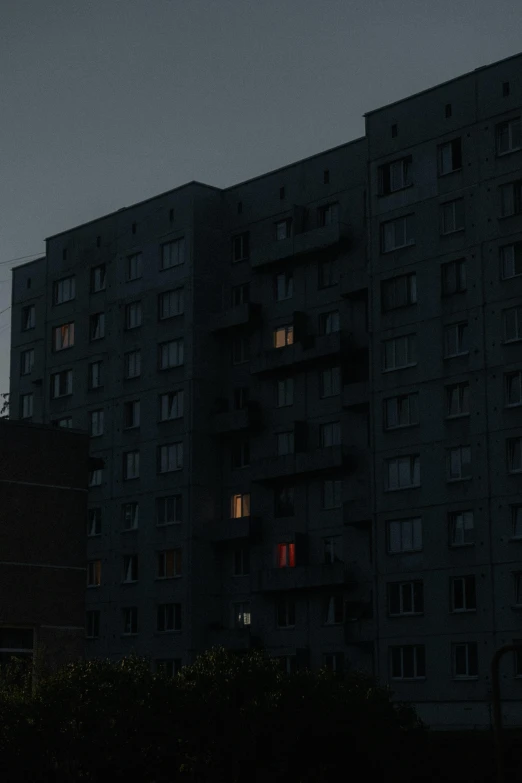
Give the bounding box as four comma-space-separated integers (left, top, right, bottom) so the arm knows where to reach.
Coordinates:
0, 420, 89, 670
9, 51, 522, 727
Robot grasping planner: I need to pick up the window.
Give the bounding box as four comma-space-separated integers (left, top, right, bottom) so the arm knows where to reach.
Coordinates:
90, 265, 106, 293
323, 595, 344, 625
156, 495, 182, 526
88, 361, 103, 389
18, 392, 34, 420
123, 400, 140, 429
382, 334, 416, 371
55, 417, 73, 428
232, 335, 250, 364
503, 307, 522, 342
161, 238, 185, 270
514, 573, 522, 606
231, 440, 250, 469
231, 283, 250, 307
87, 560, 101, 587
390, 645, 425, 679
158, 442, 183, 473
277, 542, 296, 568
323, 169, 330, 184
381, 273, 417, 311
125, 301, 142, 330
275, 272, 293, 301
322, 479, 342, 509
123, 450, 140, 480
451, 575, 476, 612
442, 258, 466, 294
508, 437, 522, 473
378, 157, 412, 194
497, 117, 521, 155
318, 202, 339, 226
233, 602, 251, 628
159, 390, 184, 421
126, 252, 142, 281
385, 455, 420, 491
231, 493, 250, 519
320, 366, 341, 398
89, 312, 105, 341
51, 369, 73, 398
503, 81, 510, 97
156, 659, 182, 676
157, 603, 182, 632
122, 555, 138, 583
500, 180, 522, 217
159, 339, 184, 369
88, 469, 102, 487
21, 305, 35, 331
318, 259, 338, 288
447, 446, 471, 481
233, 547, 250, 576
53, 276, 76, 304
323, 536, 342, 563
444, 322, 469, 357
159, 289, 184, 319
453, 643, 478, 678
384, 393, 419, 429
319, 310, 340, 335
157, 549, 182, 579
445, 103, 452, 118
274, 486, 295, 517
237, 201, 242, 215
387, 517, 422, 554
233, 387, 249, 410
123, 607, 138, 635
231, 232, 249, 262
323, 653, 344, 674
438, 138, 462, 174
276, 597, 296, 628
320, 421, 341, 447
446, 382, 470, 417
380, 215, 414, 252
279, 186, 285, 200
53, 322, 75, 351
20, 349, 34, 376
87, 508, 101, 537
441, 199, 465, 234
500, 242, 522, 279
278, 655, 298, 674
85, 611, 100, 639
89, 410, 104, 437
273, 325, 294, 348
447, 510, 475, 547
122, 502, 139, 531
275, 219, 292, 241
391, 124, 397, 137
125, 350, 141, 379
388, 581, 424, 616
277, 431, 294, 456
512, 505, 522, 538
277, 378, 294, 407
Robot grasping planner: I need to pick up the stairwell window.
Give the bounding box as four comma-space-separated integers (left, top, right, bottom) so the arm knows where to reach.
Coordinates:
382, 334, 416, 371
503, 306, 522, 342
385, 455, 420, 491
378, 156, 412, 194
497, 117, 521, 155
441, 199, 465, 234
390, 645, 425, 680
447, 446, 471, 481
380, 215, 414, 253
500, 242, 522, 279
161, 238, 185, 270
273, 324, 294, 348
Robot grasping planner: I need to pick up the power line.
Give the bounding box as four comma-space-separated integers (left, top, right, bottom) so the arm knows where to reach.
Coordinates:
0, 305, 11, 318
0, 252, 45, 268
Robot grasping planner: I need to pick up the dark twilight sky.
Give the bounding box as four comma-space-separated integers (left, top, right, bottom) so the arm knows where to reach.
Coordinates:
1, 0, 521, 394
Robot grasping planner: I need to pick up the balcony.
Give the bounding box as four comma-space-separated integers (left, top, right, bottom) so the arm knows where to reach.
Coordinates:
250, 331, 345, 375
207, 626, 254, 651
250, 223, 345, 270
252, 445, 348, 483
342, 381, 369, 409
211, 302, 261, 333
255, 561, 351, 593
213, 402, 262, 435
211, 515, 262, 545
343, 500, 371, 528
340, 268, 368, 299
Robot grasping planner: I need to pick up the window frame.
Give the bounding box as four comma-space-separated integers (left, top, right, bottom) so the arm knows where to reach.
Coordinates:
160, 237, 185, 270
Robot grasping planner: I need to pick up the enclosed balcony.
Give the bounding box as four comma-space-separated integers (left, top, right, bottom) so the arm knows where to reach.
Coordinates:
251, 444, 348, 483
213, 401, 263, 435
211, 302, 262, 334
211, 515, 262, 545
250, 222, 346, 270
250, 330, 348, 375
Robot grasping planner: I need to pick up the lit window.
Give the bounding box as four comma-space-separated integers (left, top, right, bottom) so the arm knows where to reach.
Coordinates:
231, 493, 250, 519
53, 322, 75, 351
273, 325, 294, 348
277, 542, 296, 568
158, 442, 183, 473
157, 549, 182, 579
161, 238, 185, 270
387, 517, 422, 554
451, 575, 476, 612
159, 289, 184, 319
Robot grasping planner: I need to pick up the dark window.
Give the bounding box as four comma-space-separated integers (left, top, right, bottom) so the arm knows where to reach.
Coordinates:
169, 208, 174, 222
442, 258, 466, 295
438, 138, 462, 174
232, 233, 249, 262
445, 103, 452, 118
132, 222, 137, 235
237, 201, 242, 215
388, 581, 424, 615
451, 575, 476, 611
391, 124, 398, 138
503, 81, 510, 97
390, 645, 425, 679
279, 186, 285, 200
381, 273, 417, 310
231, 440, 250, 469
378, 157, 412, 195
156, 495, 183, 526
233, 387, 249, 410
323, 169, 330, 184
231, 283, 249, 307
274, 486, 295, 517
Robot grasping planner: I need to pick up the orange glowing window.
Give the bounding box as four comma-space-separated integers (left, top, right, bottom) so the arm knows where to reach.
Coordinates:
277, 542, 296, 568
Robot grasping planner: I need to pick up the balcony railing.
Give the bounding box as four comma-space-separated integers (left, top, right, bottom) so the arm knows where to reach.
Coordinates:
211, 515, 262, 544
250, 222, 345, 270
250, 330, 346, 375
251, 445, 348, 483
211, 302, 262, 333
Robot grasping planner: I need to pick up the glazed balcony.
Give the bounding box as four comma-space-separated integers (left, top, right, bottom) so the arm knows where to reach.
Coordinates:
251, 222, 345, 270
